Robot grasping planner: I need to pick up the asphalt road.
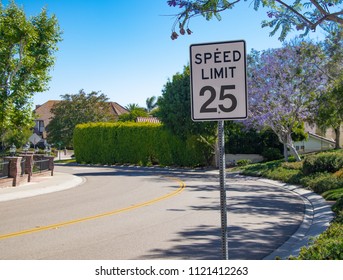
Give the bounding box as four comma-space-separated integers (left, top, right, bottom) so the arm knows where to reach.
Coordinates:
0, 165, 305, 260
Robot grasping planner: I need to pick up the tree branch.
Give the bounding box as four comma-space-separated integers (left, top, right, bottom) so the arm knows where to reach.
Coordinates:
6, 39, 26, 96
275, 0, 316, 29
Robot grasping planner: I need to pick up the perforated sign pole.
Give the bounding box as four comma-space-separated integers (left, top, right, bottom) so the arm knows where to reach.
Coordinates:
218, 120, 228, 260
190, 40, 247, 260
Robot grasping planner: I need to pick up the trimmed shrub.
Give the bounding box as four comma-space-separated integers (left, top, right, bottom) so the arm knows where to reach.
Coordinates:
300, 172, 343, 194
262, 147, 283, 161
236, 159, 252, 166
73, 122, 210, 167
282, 161, 303, 170
303, 152, 343, 175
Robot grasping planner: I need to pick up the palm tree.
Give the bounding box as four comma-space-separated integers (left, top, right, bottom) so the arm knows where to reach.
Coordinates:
146, 96, 157, 113
125, 103, 141, 112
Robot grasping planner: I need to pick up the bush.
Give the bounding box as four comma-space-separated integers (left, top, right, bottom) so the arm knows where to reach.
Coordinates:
334, 168, 343, 179
262, 147, 283, 161
300, 172, 343, 194
332, 197, 343, 213
322, 188, 343, 201
294, 222, 343, 260
236, 159, 252, 166
303, 152, 343, 175
282, 161, 303, 170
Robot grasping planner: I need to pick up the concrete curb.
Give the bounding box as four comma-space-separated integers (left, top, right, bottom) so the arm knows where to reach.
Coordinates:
259, 178, 334, 259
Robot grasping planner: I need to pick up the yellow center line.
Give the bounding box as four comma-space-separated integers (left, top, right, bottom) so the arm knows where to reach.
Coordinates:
0, 177, 186, 240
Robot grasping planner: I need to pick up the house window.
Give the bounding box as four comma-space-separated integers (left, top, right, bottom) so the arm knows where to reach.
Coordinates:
35, 120, 44, 134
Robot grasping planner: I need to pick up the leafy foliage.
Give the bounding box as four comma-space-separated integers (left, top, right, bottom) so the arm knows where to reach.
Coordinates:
315, 82, 343, 149
225, 124, 283, 154
118, 108, 149, 122
146, 96, 158, 113
73, 122, 210, 167
167, 0, 343, 41
294, 222, 343, 260
157, 65, 216, 140
261, 147, 283, 161
300, 172, 343, 194
47, 90, 115, 147
239, 149, 343, 259
0, 1, 61, 148
241, 150, 343, 187
303, 152, 343, 175
247, 41, 328, 161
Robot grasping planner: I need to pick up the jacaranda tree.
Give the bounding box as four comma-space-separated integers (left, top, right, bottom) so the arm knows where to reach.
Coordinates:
247, 40, 328, 161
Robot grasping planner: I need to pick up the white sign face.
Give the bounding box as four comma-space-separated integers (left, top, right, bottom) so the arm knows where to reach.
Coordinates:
29, 133, 42, 145
190, 40, 247, 121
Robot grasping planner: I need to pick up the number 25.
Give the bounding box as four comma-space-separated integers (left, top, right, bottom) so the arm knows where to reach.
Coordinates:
200, 85, 237, 113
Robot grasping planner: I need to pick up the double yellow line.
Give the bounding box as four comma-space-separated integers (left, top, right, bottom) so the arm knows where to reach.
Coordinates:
0, 177, 186, 240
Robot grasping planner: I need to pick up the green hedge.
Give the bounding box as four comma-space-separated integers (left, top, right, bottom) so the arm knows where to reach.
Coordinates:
303, 152, 343, 175
73, 122, 210, 167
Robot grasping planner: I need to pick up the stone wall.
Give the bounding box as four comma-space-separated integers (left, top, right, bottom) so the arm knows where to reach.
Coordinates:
0, 155, 54, 188
226, 154, 264, 166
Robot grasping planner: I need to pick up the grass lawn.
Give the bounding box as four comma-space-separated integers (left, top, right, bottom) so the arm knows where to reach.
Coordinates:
54, 158, 76, 164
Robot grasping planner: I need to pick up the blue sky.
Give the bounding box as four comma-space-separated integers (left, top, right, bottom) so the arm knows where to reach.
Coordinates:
3, 0, 325, 108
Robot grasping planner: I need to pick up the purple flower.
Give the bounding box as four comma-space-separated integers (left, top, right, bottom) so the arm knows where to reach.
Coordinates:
167, 0, 177, 7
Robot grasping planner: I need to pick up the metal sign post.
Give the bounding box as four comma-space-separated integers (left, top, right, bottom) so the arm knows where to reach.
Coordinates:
190, 40, 247, 260
218, 120, 228, 260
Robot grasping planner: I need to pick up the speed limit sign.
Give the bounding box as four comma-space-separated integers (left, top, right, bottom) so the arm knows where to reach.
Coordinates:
190, 40, 247, 121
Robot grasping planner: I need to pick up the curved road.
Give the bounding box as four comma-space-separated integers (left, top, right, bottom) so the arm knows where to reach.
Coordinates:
0, 165, 308, 260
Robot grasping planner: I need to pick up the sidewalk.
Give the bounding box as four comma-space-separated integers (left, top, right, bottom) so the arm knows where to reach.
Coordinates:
0, 171, 84, 202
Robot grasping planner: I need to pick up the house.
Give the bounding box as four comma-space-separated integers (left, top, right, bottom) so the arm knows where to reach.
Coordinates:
294, 132, 336, 154
300, 122, 343, 150
33, 100, 128, 140
323, 125, 343, 149
34, 100, 59, 139
135, 117, 160, 124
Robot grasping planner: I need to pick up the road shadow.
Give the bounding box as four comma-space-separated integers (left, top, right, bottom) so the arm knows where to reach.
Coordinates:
58, 165, 305, 260
140, 183, 304, 260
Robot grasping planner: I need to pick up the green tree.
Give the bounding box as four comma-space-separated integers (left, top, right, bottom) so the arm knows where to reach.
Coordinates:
313, 27, 343, 148
247, 41, 328, 161
118, 107, 149, 122
125, 103, 142, 112
47, 90, 115, 147
157, 65, 216, 140
0, 1, 61, 148
316, 82, 343, 149
157, 66, 217, 163
146, 96, 157, 113
322, 27, 343, 82
167, 0, 343, 41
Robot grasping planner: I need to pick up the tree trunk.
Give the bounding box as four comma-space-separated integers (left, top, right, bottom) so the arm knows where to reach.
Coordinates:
286, 134, 301, 162
283, 143, 289, 162
334, 126, 342, 149
288, 142, 301, 162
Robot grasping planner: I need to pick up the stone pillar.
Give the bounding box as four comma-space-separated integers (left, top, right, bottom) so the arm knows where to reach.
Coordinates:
20, 154, 33, 182
4, 156, 22, 187
45, 156, 55, 176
